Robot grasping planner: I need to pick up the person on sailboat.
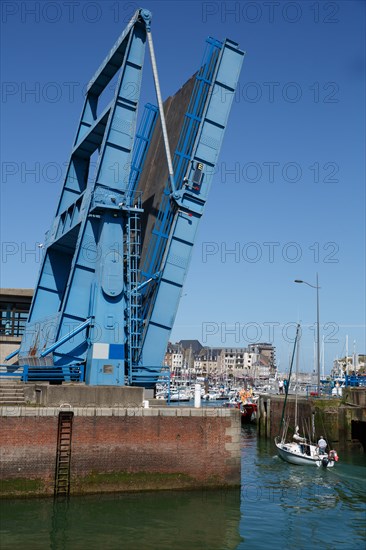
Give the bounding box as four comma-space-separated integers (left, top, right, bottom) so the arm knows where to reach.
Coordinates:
317, 436, 327, 454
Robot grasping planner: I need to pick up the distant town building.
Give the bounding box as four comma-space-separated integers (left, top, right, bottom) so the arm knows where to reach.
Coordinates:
0, 289, 33, 364
331, 355, 366, 377
164, 343, 184, 375
164, 340, 277, 382
193, 347, 220, 377
217, 348, 245, 380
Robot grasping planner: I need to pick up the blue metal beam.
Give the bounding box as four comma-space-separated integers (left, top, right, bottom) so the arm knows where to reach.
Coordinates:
40, 318, 92, 357
4, 348, 20, 361
19, 9, 153, 386
137, 38, 244, 386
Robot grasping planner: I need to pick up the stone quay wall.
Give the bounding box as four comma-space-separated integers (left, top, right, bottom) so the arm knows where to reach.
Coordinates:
258, 390, 366, 451
0, 406, 241, 497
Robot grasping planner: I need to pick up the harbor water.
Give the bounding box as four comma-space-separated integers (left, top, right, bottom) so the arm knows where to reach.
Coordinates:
1, 424, 365, 549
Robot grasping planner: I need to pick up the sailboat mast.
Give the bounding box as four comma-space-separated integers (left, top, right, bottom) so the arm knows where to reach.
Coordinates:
295, 329, 300, 429
279, 324, 300, 435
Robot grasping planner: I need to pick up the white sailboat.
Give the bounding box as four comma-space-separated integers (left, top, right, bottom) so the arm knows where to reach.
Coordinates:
275, 430, 338, 467
275, 324, 339, 468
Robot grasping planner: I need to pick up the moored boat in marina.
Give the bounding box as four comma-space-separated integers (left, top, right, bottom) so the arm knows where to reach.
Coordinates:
240, 402, 257, 423
168, 390, 191, 402
222, 398, 257, 423
238, 388, 258, 423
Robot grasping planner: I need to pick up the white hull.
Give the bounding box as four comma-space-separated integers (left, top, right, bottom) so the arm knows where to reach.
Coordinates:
157, 392, 191, 401
169, 393, 191, 402
275, 438, 335, 468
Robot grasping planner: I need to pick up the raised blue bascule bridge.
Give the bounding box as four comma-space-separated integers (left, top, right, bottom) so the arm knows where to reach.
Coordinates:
10, 9, 244, 388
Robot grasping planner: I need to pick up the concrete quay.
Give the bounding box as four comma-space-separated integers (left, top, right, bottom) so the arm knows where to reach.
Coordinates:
258, 387, 366, 452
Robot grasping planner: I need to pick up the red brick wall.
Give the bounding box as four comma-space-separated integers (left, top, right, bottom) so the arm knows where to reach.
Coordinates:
0, 416, 58, 494
0, 409, 241, 496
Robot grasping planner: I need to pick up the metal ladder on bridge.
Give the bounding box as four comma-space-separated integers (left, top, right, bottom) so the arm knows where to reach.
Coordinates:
125, 204, 142, 384
54, 411, 73, 498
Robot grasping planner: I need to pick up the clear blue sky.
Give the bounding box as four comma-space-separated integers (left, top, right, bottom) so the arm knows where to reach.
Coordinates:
1, 1, 365, 374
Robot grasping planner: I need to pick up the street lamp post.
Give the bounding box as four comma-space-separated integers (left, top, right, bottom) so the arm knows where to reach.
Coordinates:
294, 273, 321, 396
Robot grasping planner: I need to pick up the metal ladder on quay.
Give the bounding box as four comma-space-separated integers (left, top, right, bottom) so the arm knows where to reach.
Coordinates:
54, 411, 74, 498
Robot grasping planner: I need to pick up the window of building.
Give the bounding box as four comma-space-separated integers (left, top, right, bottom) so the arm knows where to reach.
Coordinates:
0, 301, 29, 337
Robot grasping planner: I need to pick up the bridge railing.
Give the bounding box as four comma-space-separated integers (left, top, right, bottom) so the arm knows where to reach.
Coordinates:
0, 364, 85, 383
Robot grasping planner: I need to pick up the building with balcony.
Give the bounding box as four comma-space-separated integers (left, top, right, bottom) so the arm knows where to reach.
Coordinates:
0, 289, 33, 364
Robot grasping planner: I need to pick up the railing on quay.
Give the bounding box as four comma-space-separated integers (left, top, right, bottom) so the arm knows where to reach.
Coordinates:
306, 376, 366, 399
0, 364, 85, 383
306, 384, 334, 399
345, 374, 366, 387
